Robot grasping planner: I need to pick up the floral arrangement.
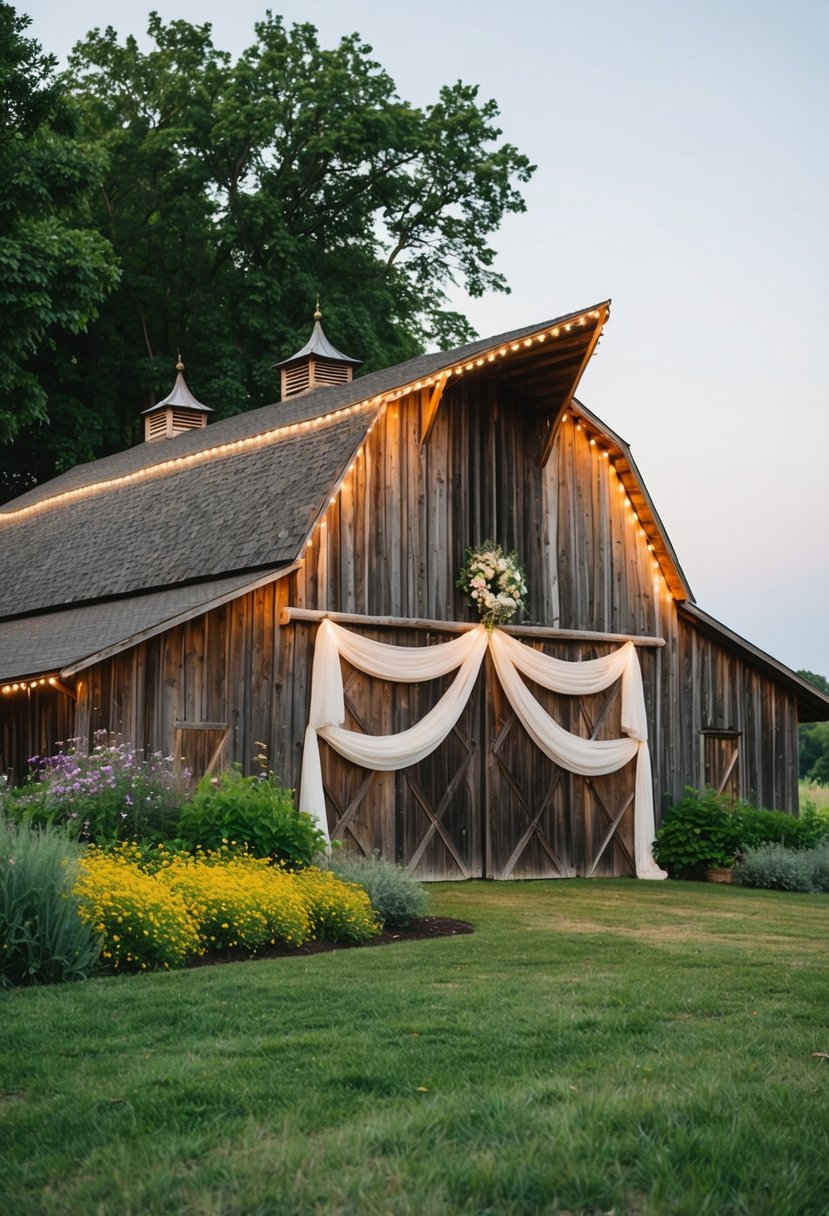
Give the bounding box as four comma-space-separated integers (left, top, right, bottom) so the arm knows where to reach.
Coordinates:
457, 541, 527, 629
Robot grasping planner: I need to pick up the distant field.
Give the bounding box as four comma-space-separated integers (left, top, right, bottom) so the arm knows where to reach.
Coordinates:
1, 879, 828, 1216
800, 779, 829, 812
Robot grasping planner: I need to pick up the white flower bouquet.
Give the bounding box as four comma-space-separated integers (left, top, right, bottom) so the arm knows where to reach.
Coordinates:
457, 541, 527, 629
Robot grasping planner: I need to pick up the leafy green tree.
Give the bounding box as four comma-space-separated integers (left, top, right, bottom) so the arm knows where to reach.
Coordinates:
798, 670, 829, 782
0, 2, 119, 495
0, 10, 533, 496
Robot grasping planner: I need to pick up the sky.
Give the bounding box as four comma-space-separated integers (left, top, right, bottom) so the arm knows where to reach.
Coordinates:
21, 0, 829, 677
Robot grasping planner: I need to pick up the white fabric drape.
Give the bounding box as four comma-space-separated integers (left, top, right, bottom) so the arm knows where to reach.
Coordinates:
299, 618, 666, 879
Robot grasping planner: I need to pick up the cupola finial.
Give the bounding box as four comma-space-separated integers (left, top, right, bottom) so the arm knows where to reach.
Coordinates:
275, 304, 362, 401
141, 354, 213, 442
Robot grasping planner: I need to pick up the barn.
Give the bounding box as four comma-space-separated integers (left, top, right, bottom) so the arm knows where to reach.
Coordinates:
1, 300, 826, 879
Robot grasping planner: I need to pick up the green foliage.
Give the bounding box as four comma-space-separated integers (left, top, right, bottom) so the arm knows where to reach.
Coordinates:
653, 788, 829, 877
652, 788, 742, 876
6, 732, 185, 844
796, 669, 829, 782
0, 816, 101, 987
0, 2, 119, 479
324, 849, 428, 928
731, 802, 828, 851
0, 10, 533, 497
735, 840, 829, 894
176, 767, 326, 866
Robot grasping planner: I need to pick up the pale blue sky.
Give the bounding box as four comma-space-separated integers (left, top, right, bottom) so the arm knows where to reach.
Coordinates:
22, 0, 829, 677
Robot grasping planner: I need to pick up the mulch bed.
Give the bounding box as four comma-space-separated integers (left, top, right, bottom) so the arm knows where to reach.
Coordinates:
188, 917, 474, 969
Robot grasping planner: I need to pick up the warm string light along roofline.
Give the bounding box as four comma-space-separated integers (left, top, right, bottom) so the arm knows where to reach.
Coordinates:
0, 309, 604, 527
2, 676, 58, 694
0, 398, 382, 525
561, 410, 675, 598
302, 310, 607, 554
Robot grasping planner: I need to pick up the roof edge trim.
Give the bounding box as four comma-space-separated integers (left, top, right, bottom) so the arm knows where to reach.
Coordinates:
679, 601, 829, 721
60, 564, 297, 677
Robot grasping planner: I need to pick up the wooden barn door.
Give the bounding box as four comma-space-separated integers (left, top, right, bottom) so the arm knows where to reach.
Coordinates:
321, 655, 485, 880
318, 640, 638, 880
483, 651, 637, 879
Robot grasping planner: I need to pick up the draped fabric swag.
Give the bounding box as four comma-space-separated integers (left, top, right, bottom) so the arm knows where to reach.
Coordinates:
300, 619, 667, 879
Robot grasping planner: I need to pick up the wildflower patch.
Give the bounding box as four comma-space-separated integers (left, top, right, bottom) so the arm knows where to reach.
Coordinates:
75, 844, 381, 971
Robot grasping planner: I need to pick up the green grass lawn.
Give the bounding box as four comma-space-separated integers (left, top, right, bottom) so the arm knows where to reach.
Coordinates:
1, 879, 827, 1216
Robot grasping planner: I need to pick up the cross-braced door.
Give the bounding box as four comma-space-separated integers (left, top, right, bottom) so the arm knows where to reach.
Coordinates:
318, 640, 638, 880
484, 648, 636, 879
321, 656, 484, 879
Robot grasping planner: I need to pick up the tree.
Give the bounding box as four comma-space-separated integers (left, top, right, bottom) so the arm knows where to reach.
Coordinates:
798, 670, 829, 783
0, 11, 534, 496
0, 2, 119, 494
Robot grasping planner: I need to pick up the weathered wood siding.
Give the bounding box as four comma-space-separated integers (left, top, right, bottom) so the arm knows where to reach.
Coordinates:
0, 685, 75, 778
57, 371, 801, 874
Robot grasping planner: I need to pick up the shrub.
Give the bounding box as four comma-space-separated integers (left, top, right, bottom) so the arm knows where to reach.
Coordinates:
323, 850, 428, 928
653, 788, 829, 878
8, 732, 185, 844
176, 767, 326, 865
156, 849, 310, 951
0, 818, 101, 988
652, 788, 742, 877
731, 803, 828, 851
292, 867, 380, 943
75, 844, 202, 971
734, 841, 829, 893
809, 841, 829, 893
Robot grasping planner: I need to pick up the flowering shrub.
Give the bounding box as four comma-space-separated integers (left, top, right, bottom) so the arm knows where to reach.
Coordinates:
457, 541, 527, 628
156, 849, 310, 950
75, 844, 202, 971
72, 847, 380, 971
0, 817, 101, 987
11, 731, 186, 844
293, 867, 380, 942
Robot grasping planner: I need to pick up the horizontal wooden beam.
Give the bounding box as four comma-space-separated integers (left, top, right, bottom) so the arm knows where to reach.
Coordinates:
279, 606, 665, 647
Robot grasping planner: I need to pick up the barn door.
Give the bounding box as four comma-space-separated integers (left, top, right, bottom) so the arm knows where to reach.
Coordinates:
320, 656, 485, 880
484, 652, 637, 879
317, 639, 638, 880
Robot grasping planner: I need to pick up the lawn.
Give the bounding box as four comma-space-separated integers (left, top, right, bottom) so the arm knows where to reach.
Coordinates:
1, 879, 827, 1216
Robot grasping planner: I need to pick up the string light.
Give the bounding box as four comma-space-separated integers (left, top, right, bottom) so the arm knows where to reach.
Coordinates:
2, 676, 55, 694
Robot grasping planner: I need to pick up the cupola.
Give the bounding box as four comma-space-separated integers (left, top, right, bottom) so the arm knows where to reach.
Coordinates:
275, 304, 362, 401
142, 357, 213, 442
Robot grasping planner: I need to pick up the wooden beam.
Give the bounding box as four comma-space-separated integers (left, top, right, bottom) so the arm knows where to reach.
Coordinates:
279, 605, 665, 647
419, 379, 447, 446
585, 791, 635, 877
540, 304, 609, 467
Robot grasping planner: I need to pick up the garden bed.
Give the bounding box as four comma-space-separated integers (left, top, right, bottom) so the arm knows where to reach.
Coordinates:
188, 915, 474, 968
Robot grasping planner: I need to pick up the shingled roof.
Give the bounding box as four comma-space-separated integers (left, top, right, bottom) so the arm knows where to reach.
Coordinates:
0, 303, 610, 622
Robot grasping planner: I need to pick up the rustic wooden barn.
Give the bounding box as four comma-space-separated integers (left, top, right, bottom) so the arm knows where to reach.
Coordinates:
1, 301, 826, 878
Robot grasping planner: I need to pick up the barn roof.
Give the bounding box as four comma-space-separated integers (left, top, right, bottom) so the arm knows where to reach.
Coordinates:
0, 302, 610, 620
0, 298, 826, 723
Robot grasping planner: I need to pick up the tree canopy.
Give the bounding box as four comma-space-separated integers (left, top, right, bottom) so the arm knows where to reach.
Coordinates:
0, 7, 534, 498
0, 2, 119, 490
